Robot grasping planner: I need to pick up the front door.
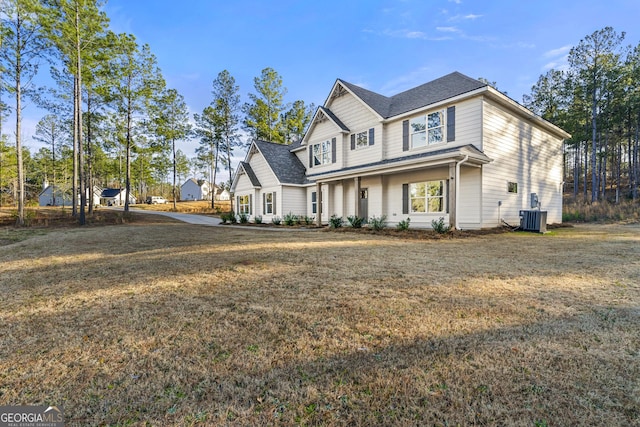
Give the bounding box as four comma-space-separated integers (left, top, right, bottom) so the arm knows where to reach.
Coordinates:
359, 188, 368, 221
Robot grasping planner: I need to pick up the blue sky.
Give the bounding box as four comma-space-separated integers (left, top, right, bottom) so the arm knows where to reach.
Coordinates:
18, 0, 640, 160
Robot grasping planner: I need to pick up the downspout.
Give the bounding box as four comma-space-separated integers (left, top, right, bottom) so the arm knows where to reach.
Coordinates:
454, 155, 469, 230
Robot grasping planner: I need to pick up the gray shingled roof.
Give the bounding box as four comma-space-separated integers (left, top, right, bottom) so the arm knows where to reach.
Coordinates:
254, 140, 309, 185
239, 161, 261, 187
318, 106, 349, 132
338, 72, 487, 119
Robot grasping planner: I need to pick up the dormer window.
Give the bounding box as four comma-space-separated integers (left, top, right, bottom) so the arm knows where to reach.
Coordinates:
313, 140, 332, 165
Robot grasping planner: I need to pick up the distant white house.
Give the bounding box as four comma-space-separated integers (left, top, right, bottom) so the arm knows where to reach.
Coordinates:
181, 178, 211, 201
39, 185, 73, 207
100, 188, 136, 206
216, 188, 230, 201
39, 185, 101, 207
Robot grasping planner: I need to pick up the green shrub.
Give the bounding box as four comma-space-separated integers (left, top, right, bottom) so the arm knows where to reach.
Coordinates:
238, 212, 249, 223
329, 214, 343, 228
283, 212, 298, 226
347, 215, 365, 228
254, 215, 263, 224
431, 217, 451, 234
396, 217, 411, 231
219, 212, 233, 224
303, 215, 314, 225
271, 216, 282, 225
368, 215, 387, 231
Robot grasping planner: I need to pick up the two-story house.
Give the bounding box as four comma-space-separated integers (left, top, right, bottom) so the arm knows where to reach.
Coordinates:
231, 72, 569, 229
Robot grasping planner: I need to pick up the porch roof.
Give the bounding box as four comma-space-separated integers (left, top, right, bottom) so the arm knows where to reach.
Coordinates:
306, 144, 491, 182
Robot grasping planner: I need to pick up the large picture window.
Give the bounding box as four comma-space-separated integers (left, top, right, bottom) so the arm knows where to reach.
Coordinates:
410, 110, 444, 149
409, 181, 445, 213
313, 140, 331, 165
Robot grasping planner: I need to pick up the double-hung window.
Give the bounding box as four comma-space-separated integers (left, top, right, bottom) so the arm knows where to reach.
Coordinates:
356, 130, 368, 149
238, 195, 251, 214
409, 110, 444, 149
409, 181, 445, 213
264, 192, 275, 214
313, 140, 331, 165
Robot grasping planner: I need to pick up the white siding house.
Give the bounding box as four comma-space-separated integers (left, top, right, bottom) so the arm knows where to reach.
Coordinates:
232, 72, 569, 229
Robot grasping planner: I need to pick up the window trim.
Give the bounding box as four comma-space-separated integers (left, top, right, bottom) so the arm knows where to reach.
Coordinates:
238, 194, 251, 214
409, 180, 446, 214
264, 192, 275, 214
355, 130, 368, 149
313, 140, 331, 165
409, 110, 446, 150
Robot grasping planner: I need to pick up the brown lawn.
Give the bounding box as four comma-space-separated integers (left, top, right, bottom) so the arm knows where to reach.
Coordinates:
0, 220, 639, 426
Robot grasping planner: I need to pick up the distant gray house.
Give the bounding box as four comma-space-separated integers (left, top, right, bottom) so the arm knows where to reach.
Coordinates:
231, 71, 569, 229
181, 178, 212, 201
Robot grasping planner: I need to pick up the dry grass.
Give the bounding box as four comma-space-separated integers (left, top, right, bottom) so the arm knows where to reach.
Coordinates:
133, 200, 231, 214
1, 221, 639, 426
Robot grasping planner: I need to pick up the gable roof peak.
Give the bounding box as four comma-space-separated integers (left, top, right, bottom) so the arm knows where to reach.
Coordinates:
331, 72, 487, 119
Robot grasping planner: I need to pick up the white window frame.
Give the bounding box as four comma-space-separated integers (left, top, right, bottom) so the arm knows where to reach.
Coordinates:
313, 140, 331, 165
410, 110, 445, 149
507, 181, 518, 194
264, 192, 274, 214
409, 180, 446, 213
238, 195, 250, 214
355, 130, 368, 149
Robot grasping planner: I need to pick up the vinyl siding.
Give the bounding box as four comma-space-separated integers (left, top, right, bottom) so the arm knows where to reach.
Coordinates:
481, 98, 564, 227
234, 172, 255, 195
326, 91, 381, 170
250, 151, 279, 188
281, 186, 307, 216
383, 167, 452, 228
458, 166, 482, 229
385, 98, 483, 160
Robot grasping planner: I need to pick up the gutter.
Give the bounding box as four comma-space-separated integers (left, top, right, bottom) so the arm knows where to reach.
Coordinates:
455, 155, 469, 230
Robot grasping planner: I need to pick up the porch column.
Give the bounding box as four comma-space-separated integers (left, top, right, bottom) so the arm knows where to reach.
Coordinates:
449, 162, 457, 229
354, 177, 360, 217
316, 182, 323, 227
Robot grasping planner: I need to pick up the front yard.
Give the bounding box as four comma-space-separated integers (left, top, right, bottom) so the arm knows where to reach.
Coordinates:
1, 222, 638, 425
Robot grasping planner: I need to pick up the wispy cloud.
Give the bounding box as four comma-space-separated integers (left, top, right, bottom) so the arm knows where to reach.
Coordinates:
372, 28, 453, 41
379, 66, 435, 95
543, 45, 572, 58
448, 0, 462, 4
436, 26, 461, 33
448, 13, 483, 22
542, 45, 572, 71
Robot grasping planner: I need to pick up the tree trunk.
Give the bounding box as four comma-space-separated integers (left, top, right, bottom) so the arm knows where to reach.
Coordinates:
15, 48, 24, 226
172, 138, 177, 211
72, 76, 78, 216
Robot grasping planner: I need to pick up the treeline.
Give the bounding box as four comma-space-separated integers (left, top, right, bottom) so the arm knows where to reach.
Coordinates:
524, 27, 640, 203
0, 0, 313, 225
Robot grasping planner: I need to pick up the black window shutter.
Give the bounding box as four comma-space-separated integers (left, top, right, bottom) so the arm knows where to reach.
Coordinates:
249, 194, 253, 215
369, 128, 374, 146
262, 193, 265, 214
308, 146, 313, 168
447, 106, 455, 142
273, 192, 276, 215
350, 134, 355, 150
402, 184, 409, 214
331, 138, 336, 163
402, 120, 409, 151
